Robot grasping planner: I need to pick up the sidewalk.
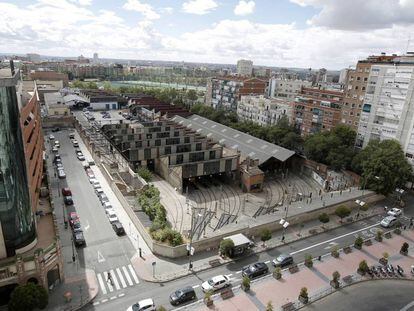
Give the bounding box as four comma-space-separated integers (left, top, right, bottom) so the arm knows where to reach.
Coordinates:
189, 228, 414, 311
132, 203, 386, 283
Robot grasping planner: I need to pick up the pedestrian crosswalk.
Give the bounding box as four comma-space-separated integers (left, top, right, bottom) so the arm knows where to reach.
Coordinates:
97, 264, 139, 295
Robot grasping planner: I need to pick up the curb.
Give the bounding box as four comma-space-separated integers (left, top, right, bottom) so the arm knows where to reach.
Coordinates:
138, 211, 383, 283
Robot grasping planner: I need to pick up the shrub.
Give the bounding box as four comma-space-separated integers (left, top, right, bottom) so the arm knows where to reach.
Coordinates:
318, 213, 330, 224
242, 276, 250, 291
332, 271, 340, 282
401, 242, 409, 254
382, 252, 389, 260
260, 229, 272, 243
299, 287, 308, 299
273, 267, 282, 279
204, 290, 213, 301
358, 260, 368, 274
8, 283, 48, 311
219, 239, 235, 257
137, 166, 152, 182
331, 246, 339, 258
360, 203, 369, 212
354, 236, 363, 248
376, 230, 383, 242
335, 205, 351, 222
266, 301, 274, 311
304, 254, 313, 268
156, 307, 166, 311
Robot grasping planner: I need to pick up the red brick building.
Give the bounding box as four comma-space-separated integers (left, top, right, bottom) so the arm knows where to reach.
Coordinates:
292, 87, 343, 135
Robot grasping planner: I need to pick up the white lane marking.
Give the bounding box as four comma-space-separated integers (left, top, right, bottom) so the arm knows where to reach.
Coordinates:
236, 271, 242, 274
98, 251, 106, 263
192, 285, 200, 289
118, 293, 125, 298
291, 222, 381, 255
101, 299, 108, 303
116, 268, 127, 288
97, 273, 107, 295
324, 242, 339, 250
400, 300, 414, 311
110, 269, 120, 290
104, 272, 114, 292
264, 260, 270, 264
128, 264, 140, 284
110, 296, 117, 300
226, 274, 233, 277
93, 302, 100, 306
84, 220, 90, 231
122, 266, 134, 286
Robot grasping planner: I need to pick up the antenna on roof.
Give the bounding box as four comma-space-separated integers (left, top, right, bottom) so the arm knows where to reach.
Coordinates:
406, 35, 411, 54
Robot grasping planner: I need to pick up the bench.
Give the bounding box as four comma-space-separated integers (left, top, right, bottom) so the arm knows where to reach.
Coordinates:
342, 275, 353, 284
208, 259, 221, 267
282, 302, 295, 311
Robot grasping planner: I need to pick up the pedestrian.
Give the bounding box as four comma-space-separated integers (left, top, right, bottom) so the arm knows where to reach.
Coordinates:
331, 192, 333, 198
107, 272, 113, 285
281, 235, 285, 243
340, 190, 342, 195
54, 171, 56, 178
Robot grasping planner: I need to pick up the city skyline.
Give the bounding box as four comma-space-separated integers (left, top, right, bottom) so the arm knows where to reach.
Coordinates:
2, 0, 414, 69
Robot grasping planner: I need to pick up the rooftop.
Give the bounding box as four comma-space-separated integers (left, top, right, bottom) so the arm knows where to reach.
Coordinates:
172, 115, 295, 164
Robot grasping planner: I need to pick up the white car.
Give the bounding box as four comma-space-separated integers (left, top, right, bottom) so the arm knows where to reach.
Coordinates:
103, 202, 113, 211
126, 298, 155, 311
201, 275, 230, 292
57, 169, 66, 179
56, 163, 64, 170
380, 216, 397, 228
107, 210, 119, 224
387, 208, 402, 217
49, 134, 55, 141
105, 207, 116, 215
93, 182, 101, 189
77, 154, 85, 161
54, 140, 60, 148
89, 178, 98, 184
95, 187, 104, 195
52, 147, 58, 153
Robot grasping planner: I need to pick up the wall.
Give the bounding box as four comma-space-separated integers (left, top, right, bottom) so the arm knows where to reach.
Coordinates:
42, 116, 75, 128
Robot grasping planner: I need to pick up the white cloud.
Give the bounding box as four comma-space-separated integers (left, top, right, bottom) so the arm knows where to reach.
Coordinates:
123, 0, 160, 20
68, 0, 92, 5
234, 1, 255, 16
182, 0, 218, 15
290, 0, 414, 30
161, 7, 174, 14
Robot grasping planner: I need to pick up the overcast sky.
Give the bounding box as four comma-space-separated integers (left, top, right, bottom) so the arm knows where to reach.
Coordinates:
2, 0, 414, 69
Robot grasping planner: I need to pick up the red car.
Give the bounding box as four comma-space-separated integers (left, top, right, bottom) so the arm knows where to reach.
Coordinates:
62, 187, 72, 196
68, 212, 79, 226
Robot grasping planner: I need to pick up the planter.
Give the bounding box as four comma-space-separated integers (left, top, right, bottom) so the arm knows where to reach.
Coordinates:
354, 244, 362, 250
364, 239, 372, 246
330, 280, 340, 289
273, 272, 282, 280
379, 258, 388, 265
394, 228, 401, 235
299, 296, 309, 304
204, 299, 213, 307
375, 236, 383, 242
289, 265, 299, 274
343, 246, 352, 254
357, 269, 366, 276
384, 232, 392, 239
331, 252, 339, 258
305, 262, 313, 268
400, 250, 408, 256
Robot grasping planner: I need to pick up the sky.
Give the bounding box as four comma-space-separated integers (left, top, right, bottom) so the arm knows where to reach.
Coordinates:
1, 0, 414, 69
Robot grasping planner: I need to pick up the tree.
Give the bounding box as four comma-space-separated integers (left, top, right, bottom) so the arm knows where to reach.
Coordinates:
260, 228, 272, 243
137, 167, 152, 182
219, 238, 234, 257
335, 205, 351, 222
354, 236, 363, 249
318, 213, 330, 225
8, 283, 48, 311
352, 140, 412, 195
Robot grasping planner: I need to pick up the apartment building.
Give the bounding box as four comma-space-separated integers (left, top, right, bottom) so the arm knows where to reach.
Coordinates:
237, 59, 253, 76
102, 120, 239, 190
292, 87, 343, 135
268, 78, 312, 100
356, 54, 414, 165
79, 89, 127, 110
29, 71, 69, 87
237, 95, 292, 126
206, 76, 267, 111
342, 54, 398, 130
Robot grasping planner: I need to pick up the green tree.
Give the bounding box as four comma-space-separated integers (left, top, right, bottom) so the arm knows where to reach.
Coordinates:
137, 167, 153, 182
260, 228, 272, 243
186, 89, 198, 102
318, 213, 330, 225
335, 205, 351, 222
352, 140, 412, 195
8, 283, 48, 311
219, 238, 234, 257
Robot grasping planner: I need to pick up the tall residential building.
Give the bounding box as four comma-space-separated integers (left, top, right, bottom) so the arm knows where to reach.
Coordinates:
268, 78, 312, 99
93, 52, 99, 64
341, 54, 398, 130
206, 76, 267, 111
292, 87, 343, 135
237, 95, 292, 126
237, 59, 253, 77
355, 54, 414, 165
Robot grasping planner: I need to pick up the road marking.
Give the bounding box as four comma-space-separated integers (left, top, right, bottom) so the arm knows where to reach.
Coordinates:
236, 271, 242, 274
84, 220, 90, 231
116, 268, 127, 288
226, 274, 233, 277
264, 260, 270, 264
96, 273, 107, 295
97, 251, 105, 263
118, 293, 125, 298
110, 296, 117, 300
192, 285, 200, 289
128, 264, 140, 284
101, 299, 108, 303
103, 272, 114, 292
323, 242, 339, 250
291, 222, 381, 255
122, 266, 134, 286
93, 301, 100, 306
110, 269, 120, 290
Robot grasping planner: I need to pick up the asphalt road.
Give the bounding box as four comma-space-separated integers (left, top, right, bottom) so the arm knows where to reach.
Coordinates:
303, 279, 414, 311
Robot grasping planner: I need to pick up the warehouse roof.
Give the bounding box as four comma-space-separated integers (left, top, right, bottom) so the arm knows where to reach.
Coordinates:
172, 114, 295, 164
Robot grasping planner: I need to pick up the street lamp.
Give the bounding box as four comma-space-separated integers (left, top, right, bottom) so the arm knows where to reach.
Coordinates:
71, 235, 76, 262
188, 208, 201, 270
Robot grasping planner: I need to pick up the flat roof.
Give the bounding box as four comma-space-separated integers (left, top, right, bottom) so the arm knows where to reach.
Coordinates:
171, 114, 295, 164
224, 233, 252, 246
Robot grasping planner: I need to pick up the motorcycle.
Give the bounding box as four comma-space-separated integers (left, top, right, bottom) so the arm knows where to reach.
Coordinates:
380, 266, 388, 277
397, 265, 404, 277
386, 264, 395, 276
371, 266, 379, 277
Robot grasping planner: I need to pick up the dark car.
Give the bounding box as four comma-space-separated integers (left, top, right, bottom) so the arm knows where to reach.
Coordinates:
242, 262, 269, 279
52, 127, 60, 132
71, 219, 82, 233
53, 154, 61, 163
64, 195, 74, 205
112, 221, 125, 236
62, 187, 72, 196
73, 231, 86, 247
169, 286, 196, 306
272, 253, 294, 267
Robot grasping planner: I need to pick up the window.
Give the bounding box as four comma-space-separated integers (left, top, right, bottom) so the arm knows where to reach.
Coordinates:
184, 137, 190, 144
155, 139, 161, 146
165, 146, 171, 155
196, 143, 202, 151
144, 148, 151, 160
357, 77, 361, 81
209, 150, 216, 159
176, 154, 183, 164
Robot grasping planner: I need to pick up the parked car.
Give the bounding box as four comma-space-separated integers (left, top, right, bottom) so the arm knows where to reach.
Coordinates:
169, 287, 196, 306
49, 134, 55, 141
73, 231, 86, 247
93, 182, 101, 189
272, 253, 294, 267
107, 210, 119, 224
53, 154, 61, 162
69, 132, 75, 139
126, 299, 155, 311
95, 187, 104, 195
72, 220, 82, 233
64, 195, 74, 205
83, 162, 90, 170
242, 262, 269, 279
62, 187, 72, 196
52, 147, 58, 153
56, 163, 64, 170
54, 141, 60, 148
201, 275, 230, 292
69, 212, 79, 226
73, 142, 79, 148
98, 193, 108, 203
58, 169, 66, 179
52, 127, 60, 132
112, 221, 125, 236
88, 160, 95, 166
89, 177, 98, 184
103, 202, 112, 210
381, 216, 397, 228
77, 154, 85, 161
387, 208, 402, 217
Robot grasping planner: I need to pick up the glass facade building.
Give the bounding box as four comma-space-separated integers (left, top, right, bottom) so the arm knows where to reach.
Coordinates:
0, 73, 36, 256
